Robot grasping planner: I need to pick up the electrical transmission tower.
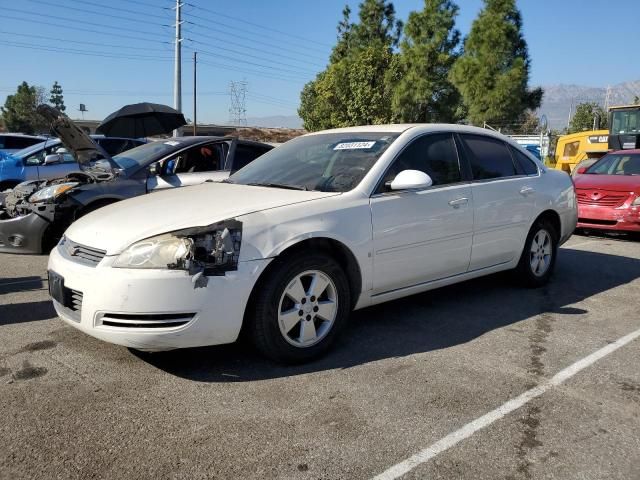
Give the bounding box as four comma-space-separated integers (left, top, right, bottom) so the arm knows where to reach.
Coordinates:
229, 81, 247, 126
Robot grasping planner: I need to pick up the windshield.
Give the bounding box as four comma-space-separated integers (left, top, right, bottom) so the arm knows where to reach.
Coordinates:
229, 132, 400, 192
611, 110, 640, 136
112, 140, 182, 172
586, 153, 640, 175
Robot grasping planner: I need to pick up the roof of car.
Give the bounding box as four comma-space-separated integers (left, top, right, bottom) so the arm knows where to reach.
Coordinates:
147, 136, 271, 147
611, 149, 640, 154
306, 123, 515, 138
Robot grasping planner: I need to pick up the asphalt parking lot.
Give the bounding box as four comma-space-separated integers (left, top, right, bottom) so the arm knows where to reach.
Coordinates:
1, 232, 639, 479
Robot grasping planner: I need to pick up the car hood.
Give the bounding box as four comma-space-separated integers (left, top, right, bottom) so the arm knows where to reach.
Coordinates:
573, 173, 640, 193
64, 182, 340, 254
36, 104, 114, 173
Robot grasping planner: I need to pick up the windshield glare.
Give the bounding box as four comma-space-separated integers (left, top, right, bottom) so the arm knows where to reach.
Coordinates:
586, 153, 640, 175
112, 140, 181, 172
229, 132, 400, 192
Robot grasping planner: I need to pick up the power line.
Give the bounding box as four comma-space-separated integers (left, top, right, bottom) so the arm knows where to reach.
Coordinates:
185, 2, 332, 50
109, 0, 173, 9
23, 0, 171, 28
181, 11, 328, 61
2, 14, 171, 45
4, 8, 169, 40
196, 58, 304, 85
184, 45, 311, 79
64, 0, 171, 20
186, 38, 319, 74
0, 40, 173, 62
0, 30, 171, 52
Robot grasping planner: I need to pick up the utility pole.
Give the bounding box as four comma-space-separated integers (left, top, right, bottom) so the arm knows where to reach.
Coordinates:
173, 0, 183, 136
193, 51, 197, 136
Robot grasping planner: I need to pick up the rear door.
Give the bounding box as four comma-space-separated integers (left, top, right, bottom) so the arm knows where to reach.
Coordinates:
370, 133, 473, 294
457, 134, 537, 271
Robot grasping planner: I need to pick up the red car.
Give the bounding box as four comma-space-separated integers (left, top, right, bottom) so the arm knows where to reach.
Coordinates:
573, 149, 640, 232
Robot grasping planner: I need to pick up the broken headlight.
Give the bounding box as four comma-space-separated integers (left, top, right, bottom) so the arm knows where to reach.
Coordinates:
113, 219, 242, 275
29, 182, 78, 203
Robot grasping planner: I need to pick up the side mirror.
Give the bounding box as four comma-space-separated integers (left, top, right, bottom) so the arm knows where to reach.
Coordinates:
575, 167, 587, 175
389, 170, 433, 191
43, 154, 62, 165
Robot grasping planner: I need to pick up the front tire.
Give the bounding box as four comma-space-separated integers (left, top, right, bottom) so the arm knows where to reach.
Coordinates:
248, 252, 351, 364
515, 218, 558, 288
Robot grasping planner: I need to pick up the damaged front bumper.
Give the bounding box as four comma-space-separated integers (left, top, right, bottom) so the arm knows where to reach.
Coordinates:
0, 211, 51, 254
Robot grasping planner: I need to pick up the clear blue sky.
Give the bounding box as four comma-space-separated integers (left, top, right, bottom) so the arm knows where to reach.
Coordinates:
1, 0, 639, 124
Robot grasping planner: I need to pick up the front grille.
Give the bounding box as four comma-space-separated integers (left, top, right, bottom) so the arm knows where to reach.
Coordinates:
576, 191, 629, 207
96, 312, 195, 329
60, 237, 106, 267
69, 289, 83, 312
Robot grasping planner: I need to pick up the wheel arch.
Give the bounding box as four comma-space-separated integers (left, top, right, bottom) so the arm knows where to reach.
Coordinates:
242, 236, 363, 333
534, 209, 562, 240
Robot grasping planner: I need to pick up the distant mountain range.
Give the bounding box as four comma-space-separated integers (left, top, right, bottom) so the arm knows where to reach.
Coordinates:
539, 80, 640, 129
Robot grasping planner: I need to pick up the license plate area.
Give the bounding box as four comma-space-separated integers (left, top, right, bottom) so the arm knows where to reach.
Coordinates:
48, 270, 69, 306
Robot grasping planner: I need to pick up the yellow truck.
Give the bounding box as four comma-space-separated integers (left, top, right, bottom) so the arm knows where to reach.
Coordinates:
553, 130, 609, 174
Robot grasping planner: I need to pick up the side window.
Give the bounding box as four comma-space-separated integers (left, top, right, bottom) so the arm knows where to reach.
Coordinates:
99, 139, 130, 156
509, 146, 538, 175
232, 144, 270, 171
460, 134, 517, 180
562, 141, 580, 158
377, 133, 461, 192
172, 143, 225, 174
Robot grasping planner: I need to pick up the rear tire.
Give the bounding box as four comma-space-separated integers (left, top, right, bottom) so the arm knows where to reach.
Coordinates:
248, 251, 351, 364
514, 218, 558, 288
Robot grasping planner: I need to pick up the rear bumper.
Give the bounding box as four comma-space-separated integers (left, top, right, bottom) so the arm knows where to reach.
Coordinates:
577, 204, 640, 232
0, 212, 50, 254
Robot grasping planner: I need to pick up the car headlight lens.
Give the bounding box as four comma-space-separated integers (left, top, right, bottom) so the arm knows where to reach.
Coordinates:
29, 182, 78, 203
113, 219, 242, 275
632, 195, 640, 206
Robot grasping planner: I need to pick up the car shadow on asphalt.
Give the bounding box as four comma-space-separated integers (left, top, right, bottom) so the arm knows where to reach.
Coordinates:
0, 300, 56, 325
0, 276, 46, 295
133, 248, 640, 382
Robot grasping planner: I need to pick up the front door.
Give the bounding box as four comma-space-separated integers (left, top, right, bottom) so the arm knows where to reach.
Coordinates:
370, 133, 474, 294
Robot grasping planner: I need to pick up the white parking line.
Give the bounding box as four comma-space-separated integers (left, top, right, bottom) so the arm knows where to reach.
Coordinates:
372, 326, 640, 480
562, 240, 595, 249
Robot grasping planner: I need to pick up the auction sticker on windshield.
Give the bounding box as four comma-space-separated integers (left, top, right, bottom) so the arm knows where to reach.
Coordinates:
334, 141, 376, 150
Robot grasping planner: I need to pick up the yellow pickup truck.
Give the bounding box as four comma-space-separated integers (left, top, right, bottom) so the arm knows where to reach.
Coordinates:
553, 130, 609, 174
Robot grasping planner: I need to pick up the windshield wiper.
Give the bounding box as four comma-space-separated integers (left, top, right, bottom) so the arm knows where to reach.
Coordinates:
247, 182, 308, 191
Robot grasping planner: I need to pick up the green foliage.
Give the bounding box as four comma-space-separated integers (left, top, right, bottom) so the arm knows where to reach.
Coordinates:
300, 0, 400, 130
0, 81, 47, 134
450, 0, 542, 126
390, 0, 461, 123
49, 81, 66, 112
569, 102, 608, 133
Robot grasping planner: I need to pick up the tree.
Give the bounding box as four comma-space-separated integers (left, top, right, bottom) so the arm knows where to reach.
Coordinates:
0, 82, 47, 134
569, 102, 608, 133
49, 81, 66, 112
390, 0, 461, 123
450, 0, 542, 126
299, 0, 401, 130
633, 95, 639, 104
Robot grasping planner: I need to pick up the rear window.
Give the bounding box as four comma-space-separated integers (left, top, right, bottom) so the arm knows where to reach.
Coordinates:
0, 136, 42, 150
460, 134, 517, 180
510, 146, 539, 175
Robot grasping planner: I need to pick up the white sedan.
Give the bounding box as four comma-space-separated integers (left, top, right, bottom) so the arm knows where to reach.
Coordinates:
47, 124, 577, 363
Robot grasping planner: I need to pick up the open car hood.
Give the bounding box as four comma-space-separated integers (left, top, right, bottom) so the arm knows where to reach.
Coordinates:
36, 104, 114, 173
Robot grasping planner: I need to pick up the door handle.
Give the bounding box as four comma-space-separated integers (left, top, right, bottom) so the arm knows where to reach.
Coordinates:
448, 197, 469, 209
520, 186, 535, 196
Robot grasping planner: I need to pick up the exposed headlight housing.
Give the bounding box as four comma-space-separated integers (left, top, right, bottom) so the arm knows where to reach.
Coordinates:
113, 219, 242, 275
29, 182, 78, 203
